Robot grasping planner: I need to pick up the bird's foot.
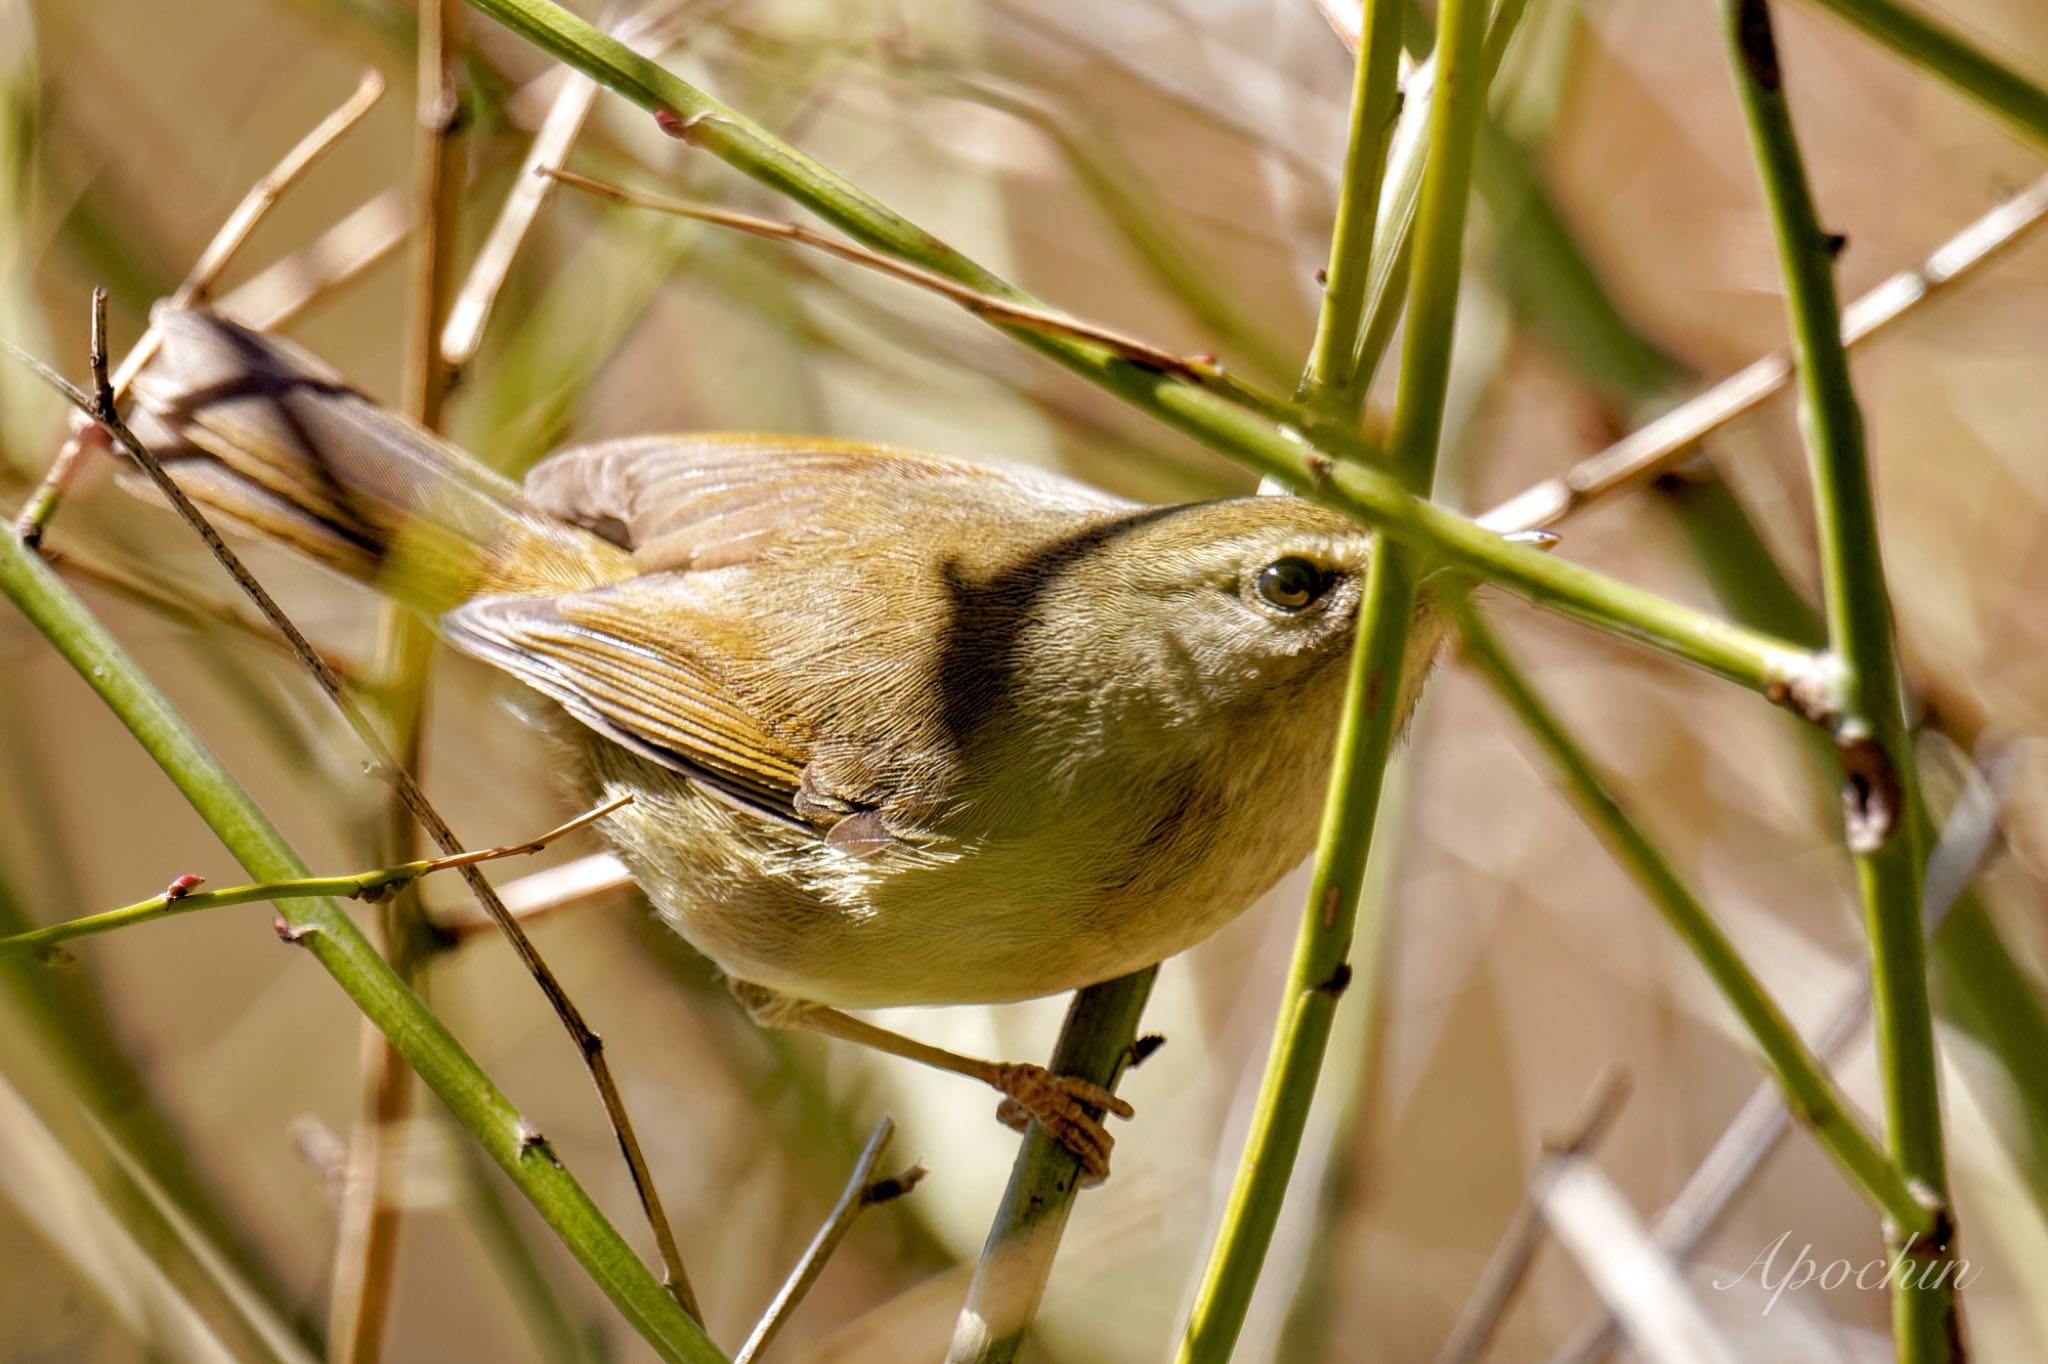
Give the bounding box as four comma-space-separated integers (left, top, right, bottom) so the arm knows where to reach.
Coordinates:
989, 1063, 1133, 1183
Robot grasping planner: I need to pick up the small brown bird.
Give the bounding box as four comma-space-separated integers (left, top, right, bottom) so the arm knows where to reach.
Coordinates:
124, 308, 1446, 1175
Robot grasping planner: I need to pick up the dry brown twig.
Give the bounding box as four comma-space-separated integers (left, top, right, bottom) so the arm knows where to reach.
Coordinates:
735, 1116, 927, 1364
1432, 1066, 1631, 1364
327, 7, 468, 1359
543, 166, 1209, 379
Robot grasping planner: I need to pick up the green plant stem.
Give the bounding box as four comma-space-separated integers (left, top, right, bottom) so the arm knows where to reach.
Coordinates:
1454, 602, 1930, 1232
1349, 0, 1535, 395
945, 969, 1156, 1364
0, 797, 625, 956
1, 870, 440, 954
1803, 0, 2048, 146
453, 0, 1818, 701
0, 533, 722, 1364
1722, 3, 1955, 1357
1475, 100, 2048, 1218
451, 1132, 609, 1364
1301, 0, 1404, 414
1178, 2, 1491, 1358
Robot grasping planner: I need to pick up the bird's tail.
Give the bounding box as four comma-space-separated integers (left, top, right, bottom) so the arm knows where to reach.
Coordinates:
123, 307, 620, 612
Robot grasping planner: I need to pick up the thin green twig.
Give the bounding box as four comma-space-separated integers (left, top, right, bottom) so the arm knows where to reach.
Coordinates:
0, 534, 722, 1364
1178, 2, 1492, 1358
0, 797, 630, 957
1348, 0, 1536, 395
1301, 0, 1404, 417
1721, 2, 1956, 1356
1454, 601, 1930, 1233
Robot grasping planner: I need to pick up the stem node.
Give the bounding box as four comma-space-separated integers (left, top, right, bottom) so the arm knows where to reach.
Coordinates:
1313, 963, 1354, 999
1840, 733, 1904, 853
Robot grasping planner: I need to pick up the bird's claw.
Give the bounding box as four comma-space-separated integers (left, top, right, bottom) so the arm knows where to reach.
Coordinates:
989, 1062, 1134, 1183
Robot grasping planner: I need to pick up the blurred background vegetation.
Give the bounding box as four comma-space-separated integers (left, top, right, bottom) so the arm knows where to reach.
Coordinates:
2, 0, 2047, 1360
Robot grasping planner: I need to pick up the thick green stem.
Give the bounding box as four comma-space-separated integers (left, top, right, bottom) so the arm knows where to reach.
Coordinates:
454, 0, 1817, 701
1456, 603, 1929, 1232
1301, 0, 1404, 414
1178, 3, 1490, 1358
0, 533, 722, 1364
1722, 2, 1956, 1357
1478, 103, 2048, 1216
1803, 0, 2048, 146
945, 970, 1157, 1364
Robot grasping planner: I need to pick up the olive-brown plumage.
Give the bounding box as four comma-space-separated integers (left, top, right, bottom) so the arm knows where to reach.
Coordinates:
125, 308, 1444, 1170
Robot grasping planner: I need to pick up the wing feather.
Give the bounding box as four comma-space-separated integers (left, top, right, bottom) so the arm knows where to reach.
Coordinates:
444, 586, 810, 828
455, 435, 1132, 833
521, 433, 1129, 570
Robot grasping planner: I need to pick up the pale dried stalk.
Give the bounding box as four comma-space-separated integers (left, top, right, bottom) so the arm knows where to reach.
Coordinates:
1480, 171, 2048, 535
328, 8, 464, 1357
441, 0, 700, 369
220, 189, 411, 332
1534, 1156, 1741, 1364
1432, 1067, 1631, 1364
428, 851, 637, 943
14, 70, 385, 542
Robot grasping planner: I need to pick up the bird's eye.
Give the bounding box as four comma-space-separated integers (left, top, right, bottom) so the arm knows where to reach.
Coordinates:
1254, 556, 1330, 613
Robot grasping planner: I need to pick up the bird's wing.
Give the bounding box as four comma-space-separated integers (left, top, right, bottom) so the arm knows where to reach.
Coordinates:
443, 576, 815, 829
464, 436, 1133, 838
520, 432, 1130, 571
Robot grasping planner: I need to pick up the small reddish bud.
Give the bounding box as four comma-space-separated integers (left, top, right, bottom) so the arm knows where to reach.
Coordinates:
163, 873, 206, 901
